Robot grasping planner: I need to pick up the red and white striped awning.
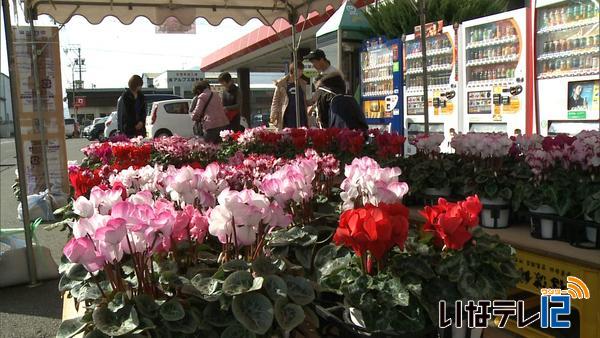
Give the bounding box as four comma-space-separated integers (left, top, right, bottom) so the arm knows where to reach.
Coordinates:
24, 0, 349, 25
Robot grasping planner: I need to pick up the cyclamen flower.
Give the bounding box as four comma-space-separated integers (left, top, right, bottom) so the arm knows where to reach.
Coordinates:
260, 158, 317, 205
73, 196, 94, 218
421, 195, 482, 250
89, 186, 124, 215
340, 157, 409, 210
333, 202, 409, 261
451, 133, 512, 158
208, 189, 291, 246
410, 133, 444, 155
63, 237, 105, 273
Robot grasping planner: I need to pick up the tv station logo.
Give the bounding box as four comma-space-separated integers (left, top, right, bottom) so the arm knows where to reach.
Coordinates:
439, 276, 591, 329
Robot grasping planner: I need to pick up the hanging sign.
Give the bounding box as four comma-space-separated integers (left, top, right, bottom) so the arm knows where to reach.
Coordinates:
12, 26, 69, 196
74, 96, 87, 108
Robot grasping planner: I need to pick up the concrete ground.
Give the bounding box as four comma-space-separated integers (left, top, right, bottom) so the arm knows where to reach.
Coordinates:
0, 137, 88, 338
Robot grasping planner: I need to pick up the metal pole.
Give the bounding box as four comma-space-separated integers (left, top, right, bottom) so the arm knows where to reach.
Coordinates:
29, 13, 51, 193
2, 0, 39, 285
419, 0, 429, 134
290, 10, 302, 128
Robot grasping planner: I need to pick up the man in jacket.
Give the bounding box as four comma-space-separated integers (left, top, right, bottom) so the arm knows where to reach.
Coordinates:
117, 75, 146, 138
270, 62, 308, 129
305, 49, 347, 128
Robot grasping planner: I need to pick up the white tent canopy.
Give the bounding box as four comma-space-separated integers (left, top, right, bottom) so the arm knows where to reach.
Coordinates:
24, 0, 346, 25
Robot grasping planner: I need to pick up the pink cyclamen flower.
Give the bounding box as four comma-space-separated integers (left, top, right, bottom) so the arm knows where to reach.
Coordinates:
73, 196, 94, 218
63, 237, 105, 272
89, 186, 124, 215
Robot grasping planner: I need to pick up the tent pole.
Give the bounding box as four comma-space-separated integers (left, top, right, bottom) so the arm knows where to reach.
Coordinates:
419, 0, 429, 134
2, 0, 39, 285
290, 9, 301, 128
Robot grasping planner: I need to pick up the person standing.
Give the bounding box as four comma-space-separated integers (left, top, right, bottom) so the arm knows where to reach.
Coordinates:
270, 62, 308, 129
189, 80, 229, 144
218, 72, 242, 131
305, 49, 347, 127
117, 75, 146, 138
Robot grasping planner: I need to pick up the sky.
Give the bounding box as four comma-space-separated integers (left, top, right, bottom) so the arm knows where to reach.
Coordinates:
1, 3, 263, 90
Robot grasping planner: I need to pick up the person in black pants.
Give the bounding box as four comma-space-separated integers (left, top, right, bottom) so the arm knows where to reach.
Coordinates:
218, 72, 243, 131
117, 75, 146, 138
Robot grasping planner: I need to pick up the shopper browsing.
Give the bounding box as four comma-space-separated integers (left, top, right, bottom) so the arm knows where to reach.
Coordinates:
305, 49, 364, 129
270, 62, 308, 129
218, 72, 243, 131
117, 75, 146, 138
189, 80, 230, 144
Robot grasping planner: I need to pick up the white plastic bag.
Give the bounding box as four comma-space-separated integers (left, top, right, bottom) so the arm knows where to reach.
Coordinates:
17, 191, 55, 222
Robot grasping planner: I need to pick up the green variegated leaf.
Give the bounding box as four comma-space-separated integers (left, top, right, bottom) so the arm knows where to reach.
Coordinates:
263, 275, 288, 301
92, 305, 139, 336
284, 276, 315, 306
223, 271, 254, 296
56, 316, 87, 338
231, 293, 274, 335
274, 300, 305, 331
223, 260, 250, 272
159, 299, 185, 322
220, 325, 256, 338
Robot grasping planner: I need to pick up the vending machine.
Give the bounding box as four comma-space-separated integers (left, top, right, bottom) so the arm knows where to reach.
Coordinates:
360, 37, 404, 133
460, 8, 531, 135
403, 22, 460, 154
535, 0, 599, 135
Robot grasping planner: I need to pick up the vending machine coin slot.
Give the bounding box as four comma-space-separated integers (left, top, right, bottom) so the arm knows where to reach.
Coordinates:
433, 97, 441, 108
493, 94, 502, 105
502, 96, 511, 105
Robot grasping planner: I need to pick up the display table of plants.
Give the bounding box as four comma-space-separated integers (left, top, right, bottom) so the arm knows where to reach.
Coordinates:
52, 127, 598, 337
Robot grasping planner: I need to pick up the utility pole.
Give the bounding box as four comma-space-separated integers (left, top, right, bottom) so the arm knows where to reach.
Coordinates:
63, 46, 85, 121
77, 47, 83, 85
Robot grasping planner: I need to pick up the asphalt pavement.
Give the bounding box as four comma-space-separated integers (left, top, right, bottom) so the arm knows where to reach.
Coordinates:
0, 137, 89, 338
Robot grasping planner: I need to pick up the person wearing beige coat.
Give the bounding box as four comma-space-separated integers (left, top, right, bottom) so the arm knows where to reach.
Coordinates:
270, 63, 308, 130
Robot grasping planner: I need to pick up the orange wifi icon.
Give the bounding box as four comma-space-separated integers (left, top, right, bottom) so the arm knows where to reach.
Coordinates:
563, 276, 591, 300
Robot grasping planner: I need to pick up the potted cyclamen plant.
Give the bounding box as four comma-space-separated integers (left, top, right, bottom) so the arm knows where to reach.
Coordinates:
57, 154, 327, 337
418, 196, 521, 338
315, 158, 432, 336
407, 133, 455, 198
452, 133, 514, 228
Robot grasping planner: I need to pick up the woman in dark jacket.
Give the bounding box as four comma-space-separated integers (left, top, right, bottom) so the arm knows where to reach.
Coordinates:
117, 75, 146, 138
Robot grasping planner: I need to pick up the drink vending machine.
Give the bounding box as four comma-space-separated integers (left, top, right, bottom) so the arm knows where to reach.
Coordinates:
535, 0, 599, 135
460, 8, 531, 135
360, 37, 404, 133
403, 22, 460, 154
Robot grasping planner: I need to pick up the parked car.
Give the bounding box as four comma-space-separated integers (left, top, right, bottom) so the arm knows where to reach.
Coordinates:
146, 99, 193, 138
104, 111, 118, 139
103, 94, 182, 138
81, 123, 93, 138
64, 118, 76, 138
87, 117, 108, 141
